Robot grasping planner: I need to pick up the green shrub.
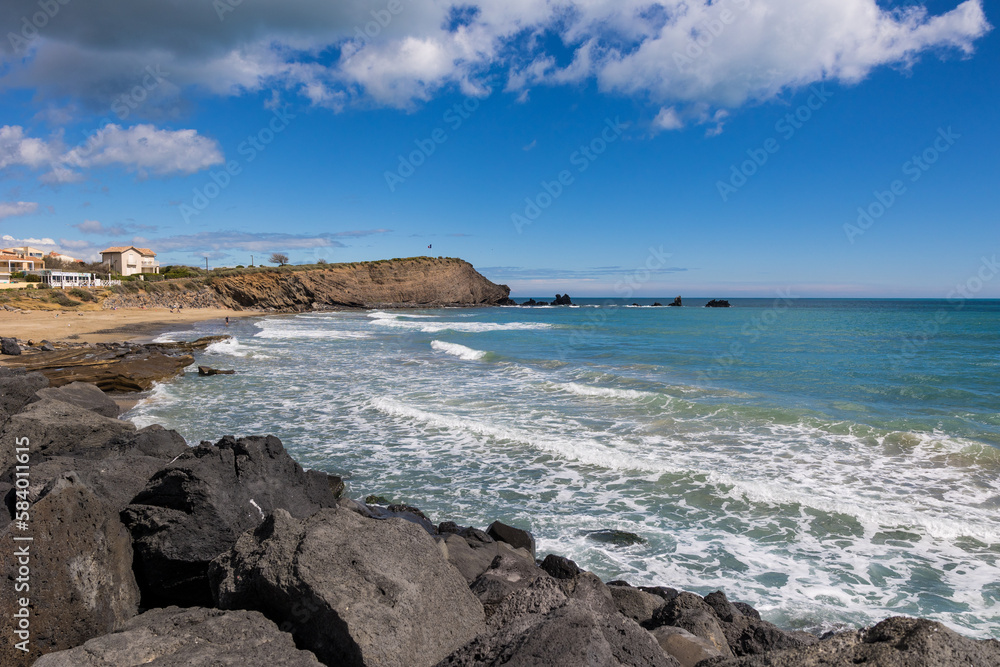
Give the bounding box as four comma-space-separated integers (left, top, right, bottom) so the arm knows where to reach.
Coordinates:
36, 282, 51, 290
68, 288, 96, 302
24, 274, 41, 283
51, 292, 80, 307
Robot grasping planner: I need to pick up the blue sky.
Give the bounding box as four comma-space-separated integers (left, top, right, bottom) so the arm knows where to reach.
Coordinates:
0, 0, 996, 297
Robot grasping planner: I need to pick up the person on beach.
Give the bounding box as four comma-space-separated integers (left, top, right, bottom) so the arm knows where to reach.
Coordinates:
225, 316, 229, 325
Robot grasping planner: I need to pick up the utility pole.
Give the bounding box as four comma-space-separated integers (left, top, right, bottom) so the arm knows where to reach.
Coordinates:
251, 254, 254, 267
205, 257, 209, 272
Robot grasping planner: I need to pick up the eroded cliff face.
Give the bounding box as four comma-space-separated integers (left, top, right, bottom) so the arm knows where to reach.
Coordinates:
102, 257, 512, 311
211, 257, 511, 310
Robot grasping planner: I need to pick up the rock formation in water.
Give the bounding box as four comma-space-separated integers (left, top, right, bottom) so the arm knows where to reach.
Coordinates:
705, 299, 731, 308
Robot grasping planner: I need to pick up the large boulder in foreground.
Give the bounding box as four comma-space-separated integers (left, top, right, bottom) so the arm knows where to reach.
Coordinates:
122, 435, 339, 607
33, 606, 323, 666
0, 397, 134, 477
0, 474, 140, 666
0, 368, 48, 422
210, 507, 485, 667
709, 616, 1000, 666
34, 381, 121, 418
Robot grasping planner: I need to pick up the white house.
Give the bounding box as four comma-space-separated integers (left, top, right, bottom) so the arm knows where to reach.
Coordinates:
101, 246, 160, 276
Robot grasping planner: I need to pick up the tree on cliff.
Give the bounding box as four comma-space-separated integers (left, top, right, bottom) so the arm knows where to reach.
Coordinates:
270, 253, 289, 266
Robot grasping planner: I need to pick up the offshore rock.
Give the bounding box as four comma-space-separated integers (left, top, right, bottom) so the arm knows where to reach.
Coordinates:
198, 365, 236, 375
210, 507, 485, 667
553, 293, 573, 305
670, 296, 683, 306
33, 606, 323, 666
705, 299, 732, 307
122, 435, 338, 607
0, 474, 140, 666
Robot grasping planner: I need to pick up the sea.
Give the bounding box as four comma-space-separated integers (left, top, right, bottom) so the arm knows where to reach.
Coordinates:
127, 298, 1000, 639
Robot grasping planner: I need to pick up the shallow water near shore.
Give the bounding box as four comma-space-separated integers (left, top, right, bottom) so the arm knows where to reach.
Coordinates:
128, 298, 1000, 639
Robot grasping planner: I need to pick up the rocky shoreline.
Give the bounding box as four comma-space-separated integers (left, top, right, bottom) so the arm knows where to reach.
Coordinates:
2, 357, 999, 666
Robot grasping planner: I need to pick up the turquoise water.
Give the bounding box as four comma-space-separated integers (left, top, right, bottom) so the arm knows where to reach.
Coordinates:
128, 299, 1000, 638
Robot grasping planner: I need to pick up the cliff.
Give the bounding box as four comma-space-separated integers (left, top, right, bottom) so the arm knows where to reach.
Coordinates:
101, 257, 513, 311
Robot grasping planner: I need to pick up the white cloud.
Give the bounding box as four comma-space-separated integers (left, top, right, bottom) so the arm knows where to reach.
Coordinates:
653, 107, 684, 132
1, 234, 57, 248
0, 1, 990, 119
0, 201, 38, 220
0, 124, 224, 183
150, 231, 348, 253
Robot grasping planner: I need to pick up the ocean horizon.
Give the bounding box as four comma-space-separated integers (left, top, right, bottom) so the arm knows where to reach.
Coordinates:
128, 297, 1000, 639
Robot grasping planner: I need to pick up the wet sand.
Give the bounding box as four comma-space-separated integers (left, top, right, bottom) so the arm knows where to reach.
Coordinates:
0, 307, 260, 345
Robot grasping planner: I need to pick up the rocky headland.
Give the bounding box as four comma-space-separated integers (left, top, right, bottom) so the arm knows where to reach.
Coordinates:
102, 257, 516, 312
2, 361, 998, 666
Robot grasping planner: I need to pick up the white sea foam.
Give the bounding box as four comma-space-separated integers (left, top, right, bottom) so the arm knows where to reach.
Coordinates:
371, 318, 551, 333
556, 382, 658, 402
205, 337, 248, 357
253, 319, 369, 340
431, 340, 487, 360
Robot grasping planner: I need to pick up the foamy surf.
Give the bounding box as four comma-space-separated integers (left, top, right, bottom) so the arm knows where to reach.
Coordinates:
431, 340, 488, 360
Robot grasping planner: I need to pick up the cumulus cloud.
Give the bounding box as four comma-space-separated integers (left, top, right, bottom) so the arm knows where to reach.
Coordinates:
149, 231, 348, 253
73, 219, 158, 236
0, 201, 38, 220
0, 124, 223, 182
0, 0, 989, 118
1, 234, 57, 248
653, 107, 684, 132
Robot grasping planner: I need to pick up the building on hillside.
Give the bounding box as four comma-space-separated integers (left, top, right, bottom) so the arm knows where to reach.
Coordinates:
100, 246, 160, 276
47, 251, 84, 265
1, 246, 45, 261
0, 253, 36, 283
27, 269, 100, 288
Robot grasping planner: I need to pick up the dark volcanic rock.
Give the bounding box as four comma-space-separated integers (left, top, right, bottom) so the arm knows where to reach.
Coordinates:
702, 590, 808, 656
210, 507, 485, 667
33, 606, 323, 666
705, 299, 731, 307
1, 336, 21, 355
0, 368, 48, 426
487, 519, 536, 556
198, 365, 236, 375
104, 424, 189, 459
0, 474, 140, 666
2, 426, 188, 513
521, 298, 549, 306
121, 435, 338, 607
553, 293, 573, 305
34, 381, 121, 418
471, 548, 548, 615
540, 553, 582, 580
708, 616, 1000, 667
586, 528, 647, 546
438, 532, 501, 583
0, 397, 135, 475
440, 577, 678, 667
654, 592, 734, 658
651, 625, 726, 667
608, 581, 668, 628
670, 295, 683, 306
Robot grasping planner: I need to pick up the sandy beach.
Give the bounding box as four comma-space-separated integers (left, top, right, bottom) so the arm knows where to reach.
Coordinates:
0, 307, 260, 345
